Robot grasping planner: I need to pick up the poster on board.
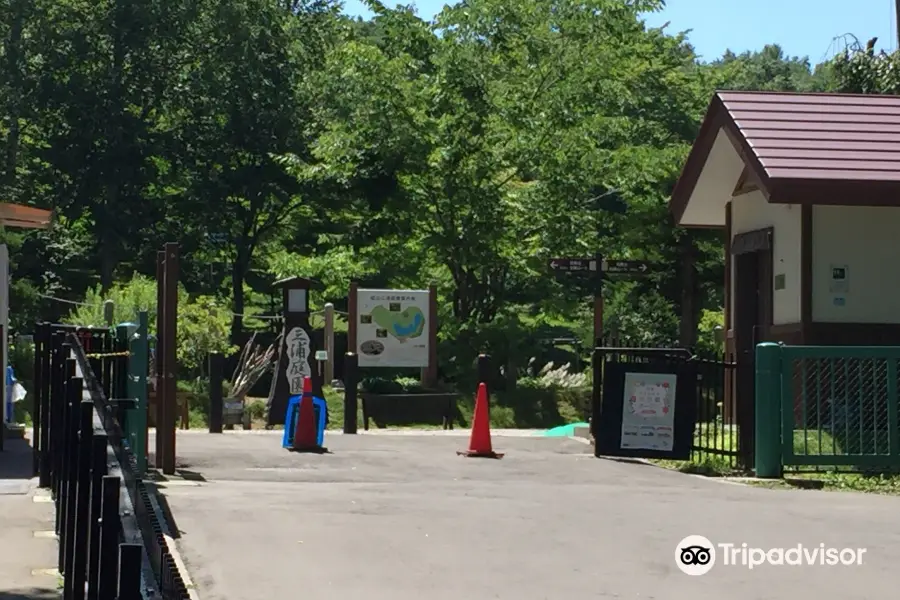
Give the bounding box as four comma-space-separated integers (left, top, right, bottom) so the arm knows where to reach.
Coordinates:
356, 288, 429, 367
620, 372, 677, 452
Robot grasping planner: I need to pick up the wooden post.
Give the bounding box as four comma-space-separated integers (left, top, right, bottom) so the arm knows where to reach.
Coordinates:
208, 353, 224, 434
343, 352, 358, 434
347, 282, 358, 355
593, 252, 604, 346
161, 243, 179, 475
323, 303, 335, 384
266, 277, 317, 426
421, 284, 439, 388
155, 250, 165, 469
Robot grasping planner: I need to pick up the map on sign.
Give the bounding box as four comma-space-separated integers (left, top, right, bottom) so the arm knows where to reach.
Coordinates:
357, 288, 430, 367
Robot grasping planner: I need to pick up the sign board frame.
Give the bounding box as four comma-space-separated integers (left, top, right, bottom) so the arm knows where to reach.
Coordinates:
355, 288, 431, 368
594, 361, 697, 460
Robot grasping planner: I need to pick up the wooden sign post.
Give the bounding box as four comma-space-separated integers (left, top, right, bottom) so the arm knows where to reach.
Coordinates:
548, 255, 655, 346
266, 276, 322, 427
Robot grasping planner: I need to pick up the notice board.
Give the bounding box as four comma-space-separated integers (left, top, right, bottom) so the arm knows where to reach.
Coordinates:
594, 361, 697, 461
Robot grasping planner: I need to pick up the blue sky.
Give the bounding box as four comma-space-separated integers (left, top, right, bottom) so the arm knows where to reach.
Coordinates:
341, 0, 898, 64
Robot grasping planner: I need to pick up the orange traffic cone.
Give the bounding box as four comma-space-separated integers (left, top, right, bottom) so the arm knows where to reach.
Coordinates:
292, 376, 327, 453
458, 383, 503, 459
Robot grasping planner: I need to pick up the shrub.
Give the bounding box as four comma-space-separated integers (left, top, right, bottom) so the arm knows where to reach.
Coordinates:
63, 274, 237, 379
518, 360, 588, 389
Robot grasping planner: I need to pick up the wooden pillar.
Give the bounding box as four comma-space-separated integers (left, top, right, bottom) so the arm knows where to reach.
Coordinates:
266, 277, 317, 426
323, 303, 335, 384
422, 284, 439, 388
158, 243, 179, 475
347, 282, 358, 358
154, 251, 165, 469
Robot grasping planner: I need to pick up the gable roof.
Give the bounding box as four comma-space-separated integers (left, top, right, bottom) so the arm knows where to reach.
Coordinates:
670, 91, 900, 226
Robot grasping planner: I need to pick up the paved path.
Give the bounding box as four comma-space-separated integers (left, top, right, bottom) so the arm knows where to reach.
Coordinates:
0, 436, 58, 600
152, 430, 900, 600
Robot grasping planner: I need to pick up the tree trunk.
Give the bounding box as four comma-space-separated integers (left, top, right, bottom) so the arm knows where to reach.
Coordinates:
231, 252, 247, 343
98, 218, 117, 292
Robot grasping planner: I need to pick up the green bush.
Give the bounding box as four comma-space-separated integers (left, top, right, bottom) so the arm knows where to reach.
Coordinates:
64, 274, 237, 379
494, 386, 590, 428
696, 308, 725, 356
64, 273, 159, 328
176, 296, 238, 376
518, 360, 588, 389
360, 375, 428, 394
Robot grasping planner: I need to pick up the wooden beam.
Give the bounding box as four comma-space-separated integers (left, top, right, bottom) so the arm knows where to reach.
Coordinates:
732, 167, 759, 197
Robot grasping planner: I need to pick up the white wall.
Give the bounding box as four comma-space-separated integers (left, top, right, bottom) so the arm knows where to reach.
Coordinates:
812, 206, 900, 323
730, 191, 802, 326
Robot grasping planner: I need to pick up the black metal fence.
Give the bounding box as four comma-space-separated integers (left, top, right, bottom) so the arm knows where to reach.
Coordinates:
591, 345, 745, 469
32, 325, 192, 599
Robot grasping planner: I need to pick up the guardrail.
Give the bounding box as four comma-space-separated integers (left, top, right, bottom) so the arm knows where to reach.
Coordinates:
34, 326, 192, 599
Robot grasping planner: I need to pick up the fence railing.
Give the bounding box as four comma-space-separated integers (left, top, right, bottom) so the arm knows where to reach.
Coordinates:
756, 343, 900, 476
33, 324, 192, 599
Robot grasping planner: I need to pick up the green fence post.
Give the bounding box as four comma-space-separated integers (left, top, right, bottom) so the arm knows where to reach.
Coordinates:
755, 342, 783, 478
129, 313, 149, 475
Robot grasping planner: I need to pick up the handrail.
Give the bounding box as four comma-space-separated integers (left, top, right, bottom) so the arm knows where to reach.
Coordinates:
66, 332, 193, 599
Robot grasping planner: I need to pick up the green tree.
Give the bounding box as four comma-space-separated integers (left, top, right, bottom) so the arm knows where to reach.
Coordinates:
171, 0, 340, 340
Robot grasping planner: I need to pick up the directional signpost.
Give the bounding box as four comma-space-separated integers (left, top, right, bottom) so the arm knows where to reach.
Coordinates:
601, 259, 651, 276
547, 258, 598, 273
548, 255, 655, 344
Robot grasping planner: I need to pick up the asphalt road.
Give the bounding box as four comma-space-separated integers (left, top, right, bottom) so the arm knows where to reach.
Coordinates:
150, 430, 900, 600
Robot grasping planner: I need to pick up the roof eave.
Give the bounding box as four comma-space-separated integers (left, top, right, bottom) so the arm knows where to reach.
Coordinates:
669, 96, 726, 225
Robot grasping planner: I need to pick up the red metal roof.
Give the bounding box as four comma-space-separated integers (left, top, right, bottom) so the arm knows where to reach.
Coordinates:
720, 91, 900, 181
670, 91, 900, 224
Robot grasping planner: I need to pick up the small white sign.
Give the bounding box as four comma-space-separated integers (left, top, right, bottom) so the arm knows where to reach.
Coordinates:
829, 264, 849, 294
284, 327, 311, 394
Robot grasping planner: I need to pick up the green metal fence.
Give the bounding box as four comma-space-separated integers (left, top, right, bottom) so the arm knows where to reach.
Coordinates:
124, 312, 149, 475
756, 343, 900, 477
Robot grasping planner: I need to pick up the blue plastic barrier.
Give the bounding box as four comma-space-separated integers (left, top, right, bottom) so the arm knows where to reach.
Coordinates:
282, 394, 327, 448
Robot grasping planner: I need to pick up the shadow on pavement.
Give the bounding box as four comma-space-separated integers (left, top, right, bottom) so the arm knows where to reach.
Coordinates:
154, 485, 184, 539
0, 589, 60, 599
0, 438, 37, 495
0, 438, 35, 480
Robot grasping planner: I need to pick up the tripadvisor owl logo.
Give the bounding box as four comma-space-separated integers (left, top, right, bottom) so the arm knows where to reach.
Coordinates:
675, 535, 867, 575
676, 535, 716, 576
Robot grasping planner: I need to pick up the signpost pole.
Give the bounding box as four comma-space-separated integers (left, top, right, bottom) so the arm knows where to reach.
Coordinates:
266, 277, 317, 427
593, 252, 604, 347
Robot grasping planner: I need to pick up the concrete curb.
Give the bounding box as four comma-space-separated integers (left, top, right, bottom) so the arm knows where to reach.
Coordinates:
143, 479, 201, 600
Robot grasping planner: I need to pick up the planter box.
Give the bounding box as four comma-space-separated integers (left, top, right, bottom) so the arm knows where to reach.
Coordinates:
360, 393, 459, 430
223, 398, 251, 430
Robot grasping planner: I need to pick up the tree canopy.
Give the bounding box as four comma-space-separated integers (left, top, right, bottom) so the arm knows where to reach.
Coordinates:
1, 0, 895, 375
